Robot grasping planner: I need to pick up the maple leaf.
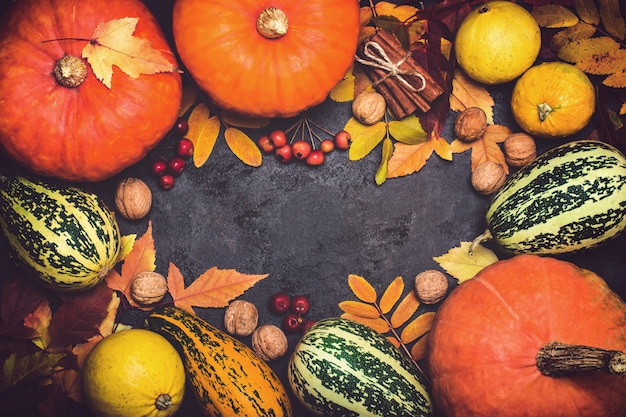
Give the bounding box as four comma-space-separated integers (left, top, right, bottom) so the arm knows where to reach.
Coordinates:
0, 279, 47, 340
167, 262, 269, 314
82, 17, 178, 88
433, 241, 499, 283
450, 70, 495, 124
450, 124, 512, 173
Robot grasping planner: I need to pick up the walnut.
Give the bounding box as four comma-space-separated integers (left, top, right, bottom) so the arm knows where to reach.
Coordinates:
454, 107, 487, 142
414, 270, 448, 304
224, 300, 259, 336
471, 160, 507, 195
504, 133, 536, 167
130, 271, 168, 306
352, 91, 386, 125
251, 324, 288, 361
115, 177, 152, 220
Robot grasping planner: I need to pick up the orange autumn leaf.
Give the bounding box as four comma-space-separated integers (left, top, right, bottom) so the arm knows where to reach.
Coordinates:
347, 274, 377, 303
386, 335, 401, 348
390, 291, 420, 328
531, 5, 579, 28
400, 311, 436, 344
450, 70, 495, 124
386, 138, 435, 178
187, 104, 221, 168
82, 17, 178, 89
338, 300, 381, 319
451, 124, 511, 173
379, 276, 404, 315
224, 127, 263, 167
168, 263, 268, 314
23, 298, 52, 341
341, 313, 390, 334
410, 333, 430, 361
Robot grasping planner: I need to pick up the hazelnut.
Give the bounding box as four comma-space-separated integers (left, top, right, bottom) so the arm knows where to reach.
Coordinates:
115, 177, 152, 220
503, 133, 536, 167
224, 300, 258, 336
251, 324, 288, 361
130, 271, 168, 306
471, 160, 507, 195
414, 270, 448, 304
454, 107, 487, 142
352, 91, 386, 125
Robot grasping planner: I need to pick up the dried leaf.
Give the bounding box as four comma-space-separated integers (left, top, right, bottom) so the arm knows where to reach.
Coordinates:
577, 49, 626, 74
379, 277, 404, 315
603, 69, 626, 88
432, 134, 453, 161
346, 118, 387, 161
224, 127, 262, 167
410, 333, 430, 361
24, 300, 52, 349
375, 1, 419, 22
338, 301, 381, 319
221, 111, 270, 129
390, 291, 420, 328
400, 311, 436, 344
386, 335, 401, 348
1, 350, 65, 394
187, 104, 221, 168
598, 0, 626, 40
558, 36, 620, 63
168, 263, 268, 313
532, 5, 579, 28
0, 279, 46, 340
451, 124, 511, 173
340, 313, 390, 334
433, 241, 499, 283
347, 274, 378, 303
388, 115, 428, 145
375, 137, 394, 185
386, 138, 435, 178
179, 86, 198, 117
330, 67, 357, 102
573, 0, 600, 25
550, 22, 597, 51
82, 17, 178, 88
450, 70, 494, 124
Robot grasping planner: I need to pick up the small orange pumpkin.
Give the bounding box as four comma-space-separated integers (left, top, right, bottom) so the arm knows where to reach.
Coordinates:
0, 0, 182, 182
427, 255, 626, 417
172, 0, 361, 118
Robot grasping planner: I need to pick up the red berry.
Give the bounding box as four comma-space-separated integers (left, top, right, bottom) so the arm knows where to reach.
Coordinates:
300, 319, 317, 334
334, 130, 351, 150
173, 118, 189, 136
320, 139, 335, 153
258, 135, 275, 153
269, 292, 291, 314
167, 157, 186, 176
269, 130, 288, 148
290, 295, 310, 315
177, 138, 194, 158
292, 140, 312, 159
305, 149, 325, 166
282, 313, 302, 333
159, 174, 175, 190
275, 144, 293, 163
151, 160, 168, 176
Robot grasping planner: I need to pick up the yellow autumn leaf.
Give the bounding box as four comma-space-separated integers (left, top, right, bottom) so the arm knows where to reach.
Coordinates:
221, 110, 270, 129
621, 101, 626, 115
330, 67, 357, 102
347, 274, 377, 303
388, 115, 427, 145
433, 241, 499, 283
410, 333, 430, 361
360, 6, 373, 25
573, 0, 600, 25
558, 36, 620, 63
179, 86, 198, 117
82, 17, 178, 89
375, 137, 394, 185
532, 5, 579, 28
550, 22, 596, 52
400, 311, 436, 344
599, 0, 626, 40
379, 276, 404, 315
432, 134, 453, 161
338, 300, 381, 319
604, 69, 626, 88
118, 234, 137, 262
390, 291, 420, 329
224, 127, 262, 167
375, 1, 418, 22
577, 49, 626, 75
386, 139, 435, 178
187, 103, 220, 167
450, 70, 495, 124
346, 118, 387, 161
341, 313, 390, 334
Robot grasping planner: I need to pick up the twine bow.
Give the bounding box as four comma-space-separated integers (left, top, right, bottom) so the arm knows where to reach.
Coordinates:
355, 40, 426, 93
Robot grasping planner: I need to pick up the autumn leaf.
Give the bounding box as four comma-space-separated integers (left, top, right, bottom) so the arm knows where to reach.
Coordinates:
23, 299, 52, 348
82, 17, 178, 88
410, 334, 429, 361
550, 22, 596, 52
221, 111, 270, 129
0, 350, 65, 394
224, 127, 262, 167
450, 124, 511, 173
389, 291, 420, 328
187, 103, 221, 168
375, 1, 418, 22
0, 279, 47, 340
340, 313, 390, 333
573, 0, 600, 25
347, 274, 377, 303
386, 137, 437, 178
378, 277, 404, 315
400, 311, 435, 344
346, 118, 386, 161
598, 0, 626, 40
450, 70, 494, 124
338, 300, 381, 319
558, 36, 620, 63
375, 137, 394, 185
167, 262, 268, 314
387, 115, 428, 145
577, 49, 626, 74
604, 69, 626, 88
433, 241, 499, 283
532, 5, 579, 28
330, 67, 357, 102
179, 86, 198, 117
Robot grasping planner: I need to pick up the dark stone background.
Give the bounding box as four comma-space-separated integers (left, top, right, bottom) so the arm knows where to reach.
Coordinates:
0, 1, 624, 416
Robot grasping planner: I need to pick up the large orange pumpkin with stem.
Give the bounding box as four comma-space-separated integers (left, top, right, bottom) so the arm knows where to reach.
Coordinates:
172, 0, 361, 118
427, 255, 626, 417
0, 0, 182, 182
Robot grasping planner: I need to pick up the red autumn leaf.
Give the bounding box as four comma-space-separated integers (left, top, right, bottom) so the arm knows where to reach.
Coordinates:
0, 278, 47, 340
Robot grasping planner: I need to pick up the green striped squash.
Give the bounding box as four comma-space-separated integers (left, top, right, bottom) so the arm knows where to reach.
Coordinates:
288, 317, 432, 417
0, 176, 121, 291
473, 140, 626, 254
145, 306, 292, 417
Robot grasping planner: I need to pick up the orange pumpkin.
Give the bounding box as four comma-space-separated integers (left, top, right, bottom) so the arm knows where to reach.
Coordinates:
0, 0, 182, 182
172, 0, 361, 118
427, 255, 626, 417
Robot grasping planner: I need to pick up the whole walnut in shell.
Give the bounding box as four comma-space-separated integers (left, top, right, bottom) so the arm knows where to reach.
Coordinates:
352, 91, 386, 125
504, 133, 536, 167
454, 107, 487, 142
252, 324, 288, 361
472, 160, 507, 195
115, 177, 152, 220
223, 300, 259, 336
130, 271, 168, 306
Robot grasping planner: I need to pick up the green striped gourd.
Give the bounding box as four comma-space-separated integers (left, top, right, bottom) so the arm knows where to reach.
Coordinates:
0, 176, 121, 291
145, 306, 292, 417
288, 317, 432, 417
471, 140, 626, 254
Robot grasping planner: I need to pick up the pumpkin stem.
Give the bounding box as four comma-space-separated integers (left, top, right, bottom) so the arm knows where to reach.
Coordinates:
257, 7, 289, 39
154, 393, 173, 410
54, 55, 88, 88
536, 341, 626, 378
537, 102, 552, 121
468, 229, 493, 256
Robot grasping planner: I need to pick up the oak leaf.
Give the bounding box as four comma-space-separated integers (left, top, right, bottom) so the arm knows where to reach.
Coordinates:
450, 124, 511, 173
433, 241, 499, 283
82, 17, 178, 88
400, 311, 436, 344
450, 70, 494, 124
532, 5, 579, 28
187, 103, 221, 168
573, 0, 600, 25
347, 274, 377, 303
167, 262, 268, 314
378, 276, 404, 315
224, 127, 262, 167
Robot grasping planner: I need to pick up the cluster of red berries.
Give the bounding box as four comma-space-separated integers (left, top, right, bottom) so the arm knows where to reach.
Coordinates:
150, 118, 194, 190
257, 128, 351, 166
269, 292, 316, 334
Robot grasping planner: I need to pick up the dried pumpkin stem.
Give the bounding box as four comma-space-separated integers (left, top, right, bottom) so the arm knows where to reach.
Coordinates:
54, 55, 88, 88
154, 393, 173, 410
257, 7, 289, 39
536, 341, 626, 378
537, 102, 552, 121
468, 229, 493, 255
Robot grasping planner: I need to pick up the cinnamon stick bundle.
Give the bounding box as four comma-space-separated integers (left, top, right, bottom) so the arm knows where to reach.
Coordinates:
356, 30, 444, 119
